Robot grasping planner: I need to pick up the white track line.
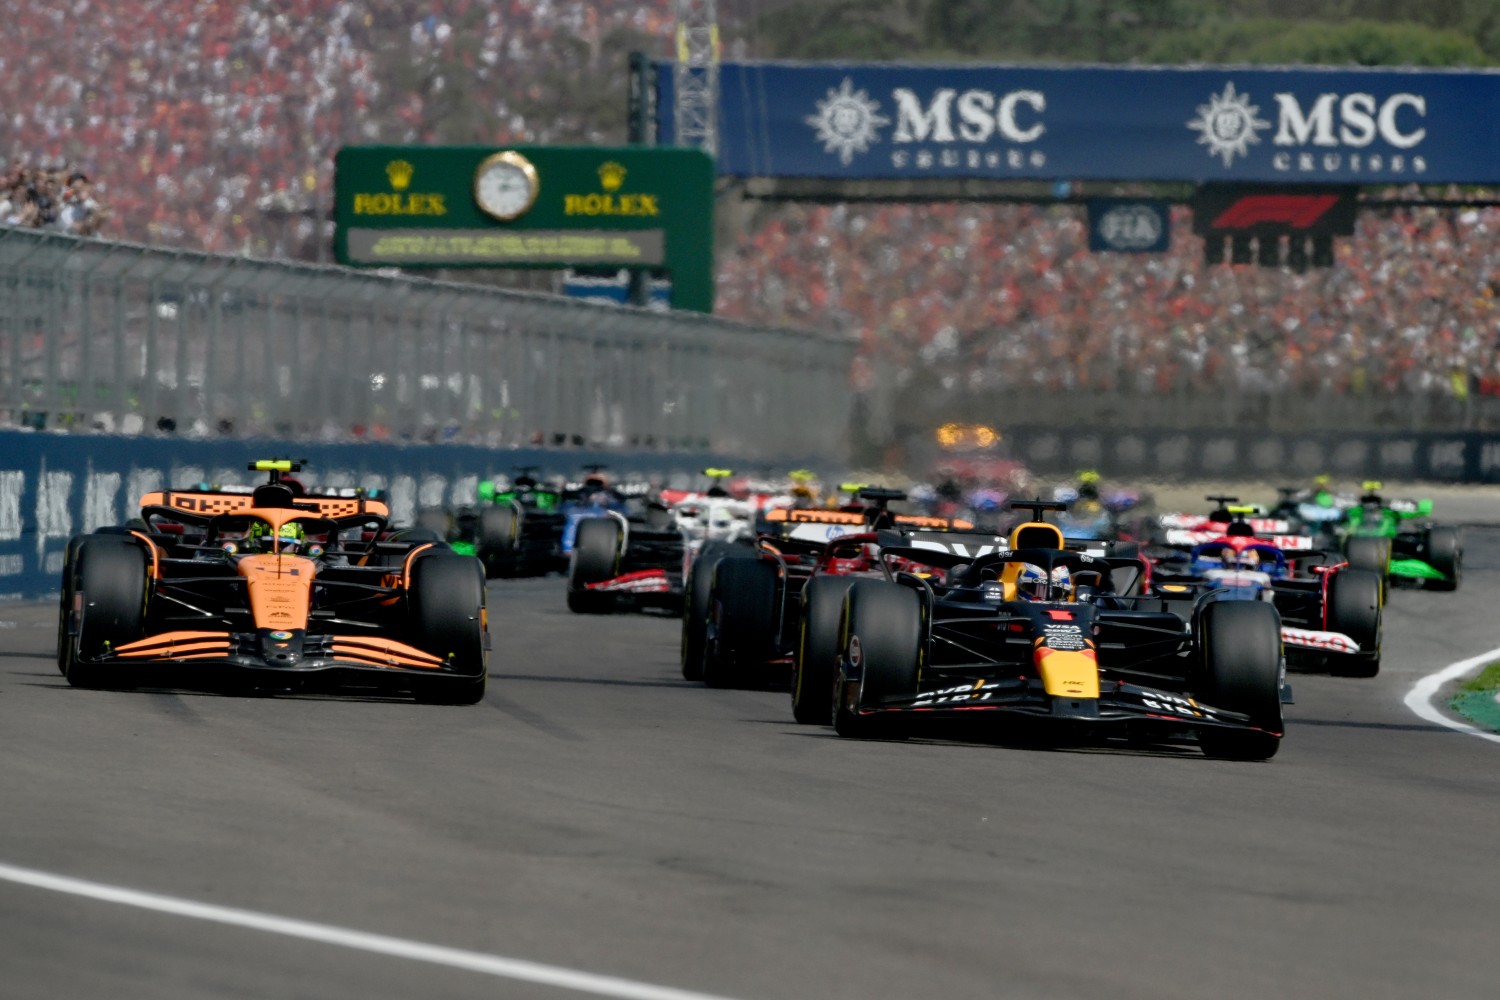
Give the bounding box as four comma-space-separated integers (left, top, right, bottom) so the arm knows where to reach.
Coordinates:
1403, 646, 1500, 746
0, 862, 745, 1000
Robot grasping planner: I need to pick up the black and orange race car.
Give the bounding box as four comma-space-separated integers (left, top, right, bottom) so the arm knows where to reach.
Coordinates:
56, 461, 488, 703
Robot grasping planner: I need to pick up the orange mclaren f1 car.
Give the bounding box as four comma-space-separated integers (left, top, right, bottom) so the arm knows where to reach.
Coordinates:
56, 461, 488, 703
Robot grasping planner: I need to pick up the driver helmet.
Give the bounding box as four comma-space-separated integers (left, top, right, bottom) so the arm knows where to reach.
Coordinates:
249, 520, 304, 553
1238, 547, 1260, 569
1017, 563, 1071, 601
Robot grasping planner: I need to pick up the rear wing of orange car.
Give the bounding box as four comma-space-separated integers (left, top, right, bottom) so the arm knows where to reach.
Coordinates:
138, 490, 390, 522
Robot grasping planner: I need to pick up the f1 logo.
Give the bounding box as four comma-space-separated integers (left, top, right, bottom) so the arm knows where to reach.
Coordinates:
1211, 194, 1338, 229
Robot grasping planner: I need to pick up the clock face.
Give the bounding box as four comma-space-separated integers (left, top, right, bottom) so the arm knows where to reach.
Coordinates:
474, 152, 538, 220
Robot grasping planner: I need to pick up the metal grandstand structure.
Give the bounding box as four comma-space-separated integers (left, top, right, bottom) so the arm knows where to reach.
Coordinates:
672, 0, 720, 155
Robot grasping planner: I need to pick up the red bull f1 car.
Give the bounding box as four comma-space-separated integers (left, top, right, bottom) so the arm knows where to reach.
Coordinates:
57, 461, 488, 702
818, 501, 1289, 760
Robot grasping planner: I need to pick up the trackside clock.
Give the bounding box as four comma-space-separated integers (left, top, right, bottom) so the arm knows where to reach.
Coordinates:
473, 151, 539, 221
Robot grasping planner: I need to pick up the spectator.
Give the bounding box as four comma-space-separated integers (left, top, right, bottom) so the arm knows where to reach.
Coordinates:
0, 161, 106, 233
2, 1, 1494, 405
715, 197, 1500, 402
1, 1, 676, 258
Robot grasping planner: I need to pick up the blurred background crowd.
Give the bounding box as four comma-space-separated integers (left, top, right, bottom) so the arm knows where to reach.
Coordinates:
2, 0, 1497, 402
717, 199, 1500, 401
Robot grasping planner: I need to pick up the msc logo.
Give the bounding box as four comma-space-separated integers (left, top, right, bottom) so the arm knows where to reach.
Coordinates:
1189, 82, 1430, 175
805, 78, 1047, 171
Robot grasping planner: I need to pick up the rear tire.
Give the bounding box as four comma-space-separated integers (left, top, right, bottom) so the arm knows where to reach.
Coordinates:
833, 581, 922, 739
1424, 526, 1461, 591
567, 518, 620, 614
792, 575, 856, 724
1327, 569, 1382, 678
702, 557, 779, 689
69, 537, 149, 689
681, 544, 753, 681
1196, 600, 1283, 760
409, 555, 487, 705
680, 554, 718, 682
476, 506, 518, 578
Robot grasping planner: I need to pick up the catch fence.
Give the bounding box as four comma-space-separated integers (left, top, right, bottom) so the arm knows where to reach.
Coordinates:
0, 227, 855, 462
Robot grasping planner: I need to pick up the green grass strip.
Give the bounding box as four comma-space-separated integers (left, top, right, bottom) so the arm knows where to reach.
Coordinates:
1459, 663, 1500, 693
1450, 663, 1500, 732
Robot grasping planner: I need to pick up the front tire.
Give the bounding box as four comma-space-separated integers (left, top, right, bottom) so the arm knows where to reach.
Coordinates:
792, 575, 856, 724
68, 537, 149, 689
833, 581, 922, 739
409, 554, 487, 704
1196, 600, 1283, 760
56, 534, 90, 676
1344, 535, 1390, 579
567, 517, 621, 614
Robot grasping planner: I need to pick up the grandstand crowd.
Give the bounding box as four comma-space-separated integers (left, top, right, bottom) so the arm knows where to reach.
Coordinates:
716, 199, 1500, 401
3, 0, 1497, 402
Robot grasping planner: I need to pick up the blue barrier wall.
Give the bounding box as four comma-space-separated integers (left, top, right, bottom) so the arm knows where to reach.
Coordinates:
0, 431, 771, 600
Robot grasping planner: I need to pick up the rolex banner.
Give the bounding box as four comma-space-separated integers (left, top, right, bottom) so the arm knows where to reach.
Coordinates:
657, 63, 1500, 185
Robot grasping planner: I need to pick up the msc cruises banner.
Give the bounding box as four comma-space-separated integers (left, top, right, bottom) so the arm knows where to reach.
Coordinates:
656, 62, 1500, 184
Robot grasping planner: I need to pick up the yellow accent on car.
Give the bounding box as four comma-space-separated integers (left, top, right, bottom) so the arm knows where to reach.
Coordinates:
1034, 645, 1101, 699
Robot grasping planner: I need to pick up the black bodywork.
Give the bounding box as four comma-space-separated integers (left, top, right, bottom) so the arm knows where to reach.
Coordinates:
835, 531, 1288, 754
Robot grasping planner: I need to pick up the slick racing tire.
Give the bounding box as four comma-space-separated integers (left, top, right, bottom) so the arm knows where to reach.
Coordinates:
792, 575, 857, 725
409, 554, 488, 705
702, 557, 778, 689
567, 517, 621, 614
476, 506, 518, 578
833, 581, 921, 740
1327, 569, 1382, 678
1424, 526, 1462, 592
681, 543, 752, 681
1343, 535, 1390, 589
56, 534, 90, 676
68, 536, 150, 690
1196, 600, 1283, 761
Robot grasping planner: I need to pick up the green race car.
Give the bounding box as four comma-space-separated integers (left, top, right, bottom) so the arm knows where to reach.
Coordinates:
1341, 481, 1461, 591
419, 467, 565, 577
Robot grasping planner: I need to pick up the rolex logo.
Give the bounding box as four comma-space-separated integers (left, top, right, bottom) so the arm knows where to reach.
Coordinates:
385, 159, 414, 191
598, 161, 626, 192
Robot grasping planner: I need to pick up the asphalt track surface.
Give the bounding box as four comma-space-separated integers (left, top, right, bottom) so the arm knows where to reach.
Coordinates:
3, 533, 1500, 1000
